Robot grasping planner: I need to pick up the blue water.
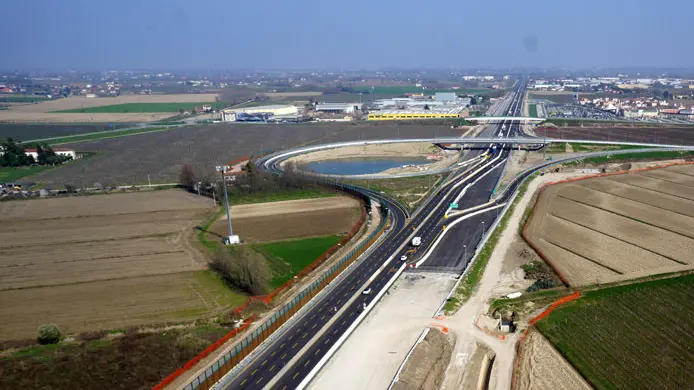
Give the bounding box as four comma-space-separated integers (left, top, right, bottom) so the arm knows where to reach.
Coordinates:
303, 157, 429, 175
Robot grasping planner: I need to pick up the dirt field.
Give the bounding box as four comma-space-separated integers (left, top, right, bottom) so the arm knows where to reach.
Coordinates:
0, 190, 236, 340
24, 122, 462, 188
392, 328, 452, 390
515, 330, 591, 390
524, 164, 694, 286
0, 94, 217, 123
208, 196, 361, 243
540, 125, 694, 146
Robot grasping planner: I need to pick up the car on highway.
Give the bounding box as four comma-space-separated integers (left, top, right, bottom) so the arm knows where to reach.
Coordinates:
400, 255, 408, 261
362, 288, 372, 295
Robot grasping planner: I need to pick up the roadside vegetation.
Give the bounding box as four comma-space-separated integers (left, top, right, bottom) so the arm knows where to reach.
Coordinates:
345, 174, 443, 212
0, 322, 239, 390
443, 173, 538, 314
563, 149, 694, 165
536, 274, 694, 390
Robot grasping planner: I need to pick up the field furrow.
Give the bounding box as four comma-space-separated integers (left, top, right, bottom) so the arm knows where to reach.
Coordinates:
579, 178, 694, 217
543, 216, 672, 274
551, 196, 694, 264
607, 173, 694, 201
535, 239, 620, 285
562, 183, 694, 238
639, 169, 694, 187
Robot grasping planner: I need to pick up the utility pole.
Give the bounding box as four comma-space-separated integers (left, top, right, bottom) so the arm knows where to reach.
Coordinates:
216, 165, 239, 245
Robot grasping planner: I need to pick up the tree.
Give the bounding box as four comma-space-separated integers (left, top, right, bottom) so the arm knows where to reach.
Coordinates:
212, 246, 271, 295
470, 97, 478, 105
37, 323, 61, 345
179, 164, 196, 189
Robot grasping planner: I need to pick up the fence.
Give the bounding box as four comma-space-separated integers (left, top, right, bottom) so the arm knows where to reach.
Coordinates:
180, 205, 390, 390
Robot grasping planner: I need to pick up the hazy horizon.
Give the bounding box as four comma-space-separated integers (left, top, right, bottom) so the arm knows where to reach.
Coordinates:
4, 0, 693, 71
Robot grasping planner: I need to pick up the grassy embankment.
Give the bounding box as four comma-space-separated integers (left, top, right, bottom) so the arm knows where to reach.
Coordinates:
53, 102, 227, 113
536, 274, 694, 390
563, 150, 694, 165
255, 235, 344, 289
0, 166, 54, 182
443, 173, 538, 314
345, 174, 443, 213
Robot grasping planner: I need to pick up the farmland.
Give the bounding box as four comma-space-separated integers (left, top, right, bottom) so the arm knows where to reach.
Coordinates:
208, 196, 362, 243
0, 123, 136, 141
350, 86, 494, 96
54, 102, 223, 114
515, 330, 591, 390
536, 275, 694, 390
0, 93, 218, 123
0, 190, 247, 340
524, 164, 694, 286
540, 125, 694, 146
528, 103, 538, 118
0, 165, 53, 182
23, 122, 462, 188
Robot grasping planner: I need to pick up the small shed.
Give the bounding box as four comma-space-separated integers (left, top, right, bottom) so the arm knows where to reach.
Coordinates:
500, 319, 515, 333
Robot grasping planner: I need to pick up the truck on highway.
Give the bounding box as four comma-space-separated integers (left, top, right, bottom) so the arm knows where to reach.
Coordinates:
411, 236, 422, 247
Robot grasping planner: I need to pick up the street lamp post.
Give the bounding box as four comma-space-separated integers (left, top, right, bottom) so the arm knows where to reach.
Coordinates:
216, 165, 239, 245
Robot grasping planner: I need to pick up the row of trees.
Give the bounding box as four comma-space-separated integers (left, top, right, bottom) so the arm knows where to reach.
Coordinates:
1, 138, 72, 167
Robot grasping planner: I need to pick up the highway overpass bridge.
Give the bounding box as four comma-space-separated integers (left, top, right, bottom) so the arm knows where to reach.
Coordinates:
262, 137, 692, 168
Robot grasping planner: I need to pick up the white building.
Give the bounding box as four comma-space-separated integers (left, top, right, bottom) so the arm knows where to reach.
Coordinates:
315, 103, 362, 114
221, 104, 298, 121
24, 147, 76, 160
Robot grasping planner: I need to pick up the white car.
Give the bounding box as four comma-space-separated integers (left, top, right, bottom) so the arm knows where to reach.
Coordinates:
362, 288, 372, 295
400, 255, 408, 261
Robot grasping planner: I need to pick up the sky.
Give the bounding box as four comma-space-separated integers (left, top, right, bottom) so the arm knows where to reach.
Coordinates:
3, 0, 693, 71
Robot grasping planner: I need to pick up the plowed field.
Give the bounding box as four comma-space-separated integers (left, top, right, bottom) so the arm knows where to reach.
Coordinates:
516, 330, 591, 390
525, 164, 694, 286
0, 190, 244, 340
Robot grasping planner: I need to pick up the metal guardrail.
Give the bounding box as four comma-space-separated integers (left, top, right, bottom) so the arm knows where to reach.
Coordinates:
182, 206, 390, 390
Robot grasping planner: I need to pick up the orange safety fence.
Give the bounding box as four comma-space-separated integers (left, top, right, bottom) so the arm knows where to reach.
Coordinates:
511, 290, 580, 390
152, 314, 256, 390
154, 199, 370, 389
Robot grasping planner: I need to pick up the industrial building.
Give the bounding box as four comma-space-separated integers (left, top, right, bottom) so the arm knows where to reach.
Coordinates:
367, 108, 462, 121
220, 104, 299, 122
315, 103, 363, 114
367, 95, 470, 121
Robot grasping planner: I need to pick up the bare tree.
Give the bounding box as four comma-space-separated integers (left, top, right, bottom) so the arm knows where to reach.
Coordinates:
179, 164, 196, 189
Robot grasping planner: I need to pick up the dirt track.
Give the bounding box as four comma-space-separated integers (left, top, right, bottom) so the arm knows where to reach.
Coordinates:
524, 164, 694, 286
516, 330, 591, 390
208, 196, 361, 243
0, 190, 223, 340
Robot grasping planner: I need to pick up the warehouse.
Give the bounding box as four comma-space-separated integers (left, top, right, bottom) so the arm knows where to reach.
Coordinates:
315, 103, 362, 114
367, 108, 462, 121
221, 104, 298, 121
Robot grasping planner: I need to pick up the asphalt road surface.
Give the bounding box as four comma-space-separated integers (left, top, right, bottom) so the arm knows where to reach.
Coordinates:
219, 81, 528, 390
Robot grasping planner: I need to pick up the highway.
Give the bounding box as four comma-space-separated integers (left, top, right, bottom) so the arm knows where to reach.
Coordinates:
215, 82, 527, 390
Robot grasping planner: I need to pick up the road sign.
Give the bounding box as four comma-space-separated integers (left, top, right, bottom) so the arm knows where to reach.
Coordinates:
450, 203, 458, 209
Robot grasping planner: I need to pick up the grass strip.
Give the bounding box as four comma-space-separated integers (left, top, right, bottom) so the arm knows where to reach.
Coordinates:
198, 206, 225, 253
43, 126, 177, 145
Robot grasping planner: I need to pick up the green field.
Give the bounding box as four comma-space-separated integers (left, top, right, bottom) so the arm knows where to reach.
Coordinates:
529, 103, 538, 118
53, 102, 225, 113
0, 165, 54, 182
537, 275, 694, 390
255, 235, 343, 289
0, 95, 50, 103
